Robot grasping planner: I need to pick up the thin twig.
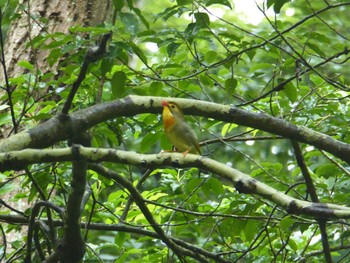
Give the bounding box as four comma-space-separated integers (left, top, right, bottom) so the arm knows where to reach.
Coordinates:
291, 140, 332, 263
61, 33, 112, 114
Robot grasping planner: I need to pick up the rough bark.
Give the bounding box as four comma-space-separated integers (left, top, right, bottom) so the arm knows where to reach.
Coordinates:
1, 0, 111, 81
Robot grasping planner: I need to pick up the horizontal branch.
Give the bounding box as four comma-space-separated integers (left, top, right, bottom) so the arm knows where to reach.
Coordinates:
1, 146, 350, 219
0, 214, 230, 263
0, 96, 349, 164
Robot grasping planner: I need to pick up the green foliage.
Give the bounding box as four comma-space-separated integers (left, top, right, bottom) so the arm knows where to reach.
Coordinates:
1, 0, 350, 262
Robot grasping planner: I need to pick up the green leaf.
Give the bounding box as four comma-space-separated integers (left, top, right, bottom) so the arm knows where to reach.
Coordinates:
149, 82, 163, 95
266, 0, 275, 9
209, 177, 224, 195
316, 164, 337, 178
280, 216, 294, 232
283, 82, 298, 102
101, 58, 114, 75
184, 23, 199, 41
140, 132, 159, 153
202, 177, 224, 197
199, 74, 213, 86
273, 0, 290, 14
167, 42, 181, 57
156, 6, 190, 21
221, 123, 237, 137
0, 182, 14, 195
245, 221, 258, 241
219, 32, 241, 42
119, 12, 139, 34
115, 232, 130, 247
194, 12, 210, 27
249, 63, 274, 73
113, 0, 124, 11
288, 238, 298, 252
204, 50, 217, 63
225, 78, 238, 93
132, 7, 150, 29
306, 42, 326, 57
111, 71, 127, 99
206, 0, 232, 9
47, 48, 62, 67
177, 0, 192, 5
17, 61, 34, 71
128, 41, 148, 64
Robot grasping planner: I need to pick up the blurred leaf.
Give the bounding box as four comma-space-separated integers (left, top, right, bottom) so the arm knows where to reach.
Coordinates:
47, 48, 62, 67
132, 7, 150, 29
113, 0, 124, 11
194, 12, 210, 27
289, 239, 298, 252
128, 41, 148, 64
316, 164, 337, 179
283, 82, 298, 102
17, 61, 34, 71
245, 221, 258, 241
267, 0, 275, 8
249, 63, 274, 73
205, 0, 232, 9
177, 0, 191, 5
280, 216, 294, 233
209, 177, 224, 195
149, 82, 164, 95
0, 181, 14, 195
101, 58, 115, 75
119, 12, 139, 34
306, 42, 326, 57
225, 78, 238, 93
221, 123, 237, 137
0, 105, 9, 111
204, 50, 217, 63
184, 23, 200, 41
273, 0, 290, 14
167, 42, 181, 57
111, 71, 127, 98
140, 132, 158, 153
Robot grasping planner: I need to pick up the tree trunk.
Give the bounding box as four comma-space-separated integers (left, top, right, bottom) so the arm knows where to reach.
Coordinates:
0, 0, 112, 254
1, 0, 111, 81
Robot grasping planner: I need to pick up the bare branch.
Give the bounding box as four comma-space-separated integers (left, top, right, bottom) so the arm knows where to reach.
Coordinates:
1, 146, 350, 219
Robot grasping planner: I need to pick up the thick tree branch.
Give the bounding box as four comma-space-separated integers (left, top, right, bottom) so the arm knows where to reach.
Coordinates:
0, 96, 350, 165
54, 158, 87, 262
1, 146, 350, 219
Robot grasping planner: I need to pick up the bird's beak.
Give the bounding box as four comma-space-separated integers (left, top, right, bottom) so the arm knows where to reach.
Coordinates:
161, 101, 168, 107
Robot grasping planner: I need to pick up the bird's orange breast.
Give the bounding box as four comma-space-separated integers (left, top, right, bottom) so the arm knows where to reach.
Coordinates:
162, 106, 175, 131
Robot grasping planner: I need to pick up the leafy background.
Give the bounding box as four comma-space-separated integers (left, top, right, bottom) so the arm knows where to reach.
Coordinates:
1, 0, 350, 262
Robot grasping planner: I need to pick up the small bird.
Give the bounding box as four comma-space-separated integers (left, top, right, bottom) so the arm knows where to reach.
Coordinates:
162, 101, 201, 155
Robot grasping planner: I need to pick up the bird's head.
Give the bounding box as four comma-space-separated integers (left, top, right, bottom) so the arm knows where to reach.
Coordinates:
161, 101, 184, 118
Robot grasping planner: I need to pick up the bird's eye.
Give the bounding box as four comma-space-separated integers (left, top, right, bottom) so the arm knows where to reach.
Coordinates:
171, 105, 175, 108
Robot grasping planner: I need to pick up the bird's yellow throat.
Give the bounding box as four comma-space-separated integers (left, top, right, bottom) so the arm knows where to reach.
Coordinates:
162, 105, 175, 132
